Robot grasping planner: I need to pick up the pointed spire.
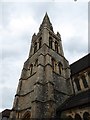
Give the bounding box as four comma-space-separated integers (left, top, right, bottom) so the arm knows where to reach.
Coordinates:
43, 12, 50, 23
39, 13, 53, 32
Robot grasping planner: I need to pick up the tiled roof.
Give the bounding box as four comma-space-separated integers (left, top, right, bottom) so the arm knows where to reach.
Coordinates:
70, 53, 90, 76
57, 89, 90, 112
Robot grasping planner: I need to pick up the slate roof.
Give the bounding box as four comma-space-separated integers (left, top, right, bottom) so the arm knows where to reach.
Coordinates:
57, 89, 90, 112
1, 109, 11, 117
70, 53, 90, 76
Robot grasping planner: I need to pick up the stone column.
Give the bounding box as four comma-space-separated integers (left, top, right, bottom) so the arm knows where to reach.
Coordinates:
56, 63, 59, 74
58, 45, 61, 54
37, 41, 39, 50
59, 41, 64, 56
73, 78, 78, 93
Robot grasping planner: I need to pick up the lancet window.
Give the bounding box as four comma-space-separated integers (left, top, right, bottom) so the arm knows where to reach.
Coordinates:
81, 75, 88, 88
52, 58, 55, 71
55, 41, 58, 53
58, 62, 63, 75
74, 78, 81, 91
49, 37, 53, 49
30, 64, 33, 75
34, 42, 37, 53
39, 37, 42, 49
51, 58, 62, 75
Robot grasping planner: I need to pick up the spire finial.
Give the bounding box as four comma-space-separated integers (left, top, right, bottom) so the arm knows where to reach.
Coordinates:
45, 12, 48, 17
39, 13, 53, 32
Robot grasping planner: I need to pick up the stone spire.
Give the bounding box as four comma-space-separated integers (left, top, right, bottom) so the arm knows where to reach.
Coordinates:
39, 12, 53, 32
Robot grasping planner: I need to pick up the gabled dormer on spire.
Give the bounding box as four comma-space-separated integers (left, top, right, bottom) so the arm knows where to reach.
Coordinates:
39, 12, 53, 32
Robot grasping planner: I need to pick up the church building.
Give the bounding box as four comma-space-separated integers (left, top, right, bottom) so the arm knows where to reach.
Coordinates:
8, 13, 90, 120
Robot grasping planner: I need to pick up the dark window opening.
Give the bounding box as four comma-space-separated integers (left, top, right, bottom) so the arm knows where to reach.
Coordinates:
52, 58, 55, 71
74, 78, 81, 91
83, 112, 90, 120
34, 42, 37, 53
58, 63, 62, 75
74, 114, 82, 120
88, 72, 90, 78
55, 41, 58, 53
30, 64, 33, 75
49, 37, 53, 49
39, 37, 42, 49
81, 76, 88, 88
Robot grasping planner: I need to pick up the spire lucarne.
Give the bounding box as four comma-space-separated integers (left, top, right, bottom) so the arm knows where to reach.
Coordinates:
10, 13, 73, 119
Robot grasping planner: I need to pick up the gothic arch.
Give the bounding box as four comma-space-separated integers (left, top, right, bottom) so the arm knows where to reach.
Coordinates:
22, 111, 31, 120
83, 112, 90, 120
74, 114, 82, 120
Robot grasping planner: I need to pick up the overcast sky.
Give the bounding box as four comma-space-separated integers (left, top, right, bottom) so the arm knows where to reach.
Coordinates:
0, 0, 89, 112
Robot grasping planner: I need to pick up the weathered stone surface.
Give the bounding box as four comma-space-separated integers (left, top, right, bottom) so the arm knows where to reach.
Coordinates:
10, 13, 73, 119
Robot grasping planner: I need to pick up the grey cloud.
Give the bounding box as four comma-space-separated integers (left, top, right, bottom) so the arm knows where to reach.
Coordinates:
63, 36, 88, 54
0, 2, 88, 112
2, 87, 16, 109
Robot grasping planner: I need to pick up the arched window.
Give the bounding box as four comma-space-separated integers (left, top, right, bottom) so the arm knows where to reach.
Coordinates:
55, 41, 58, 53
67, 115, 74, 120
83, 112, 90, 120
49, 37, 53, 49
39, 37, 42, 49
81, 75, 88, 88
34, 42, 37, 53
58, 62, 62, 75
30, 64, 33, 75
74, 78, 81, 91
52, 58, 55, 71
22, 112, 31, 120
74, 114, 82, 120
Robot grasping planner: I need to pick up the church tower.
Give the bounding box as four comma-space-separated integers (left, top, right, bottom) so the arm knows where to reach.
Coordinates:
10, 13, 73, 119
